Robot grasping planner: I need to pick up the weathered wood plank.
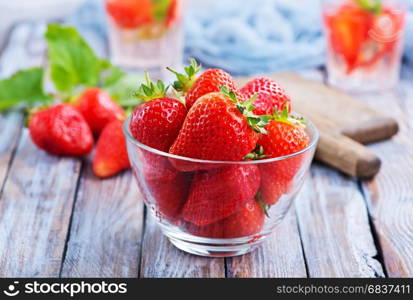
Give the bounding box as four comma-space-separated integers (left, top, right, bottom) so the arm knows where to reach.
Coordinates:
226, 209, 307, 278
358, 72, 413, 277
0, 23, 83, 277
0, 131, 81, 277
0, 23, 47, 194
61, 166, 143, 278
285, 69, 384, 277
140, 213, 225, 278
296, 166, 384, 277
0, 113, 23, 192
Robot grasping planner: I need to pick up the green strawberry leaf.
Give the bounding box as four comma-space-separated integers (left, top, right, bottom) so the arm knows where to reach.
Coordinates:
167, 58, 202, 92
45, 24, 102, 93
256, 192, 270, 217
103, 73, 144, 112
220, 86, 270, 134
0, 68, 51, 111
272, 105, 306, 127
244, 145, 267, 160
152, 0, 172, 22
355, 0, 382, 14
100, 59, 126, 87
134, 72, 169, 101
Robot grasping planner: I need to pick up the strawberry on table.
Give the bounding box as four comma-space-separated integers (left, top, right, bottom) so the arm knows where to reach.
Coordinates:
29, 104, 93, 156
257, 109, 310, 205
182, 165, 261, 226
76, 87, 125, 136
240, 77, 291, 115
93, 120, 130, 178
186, 200, 265, 239
169, 88, 269, 171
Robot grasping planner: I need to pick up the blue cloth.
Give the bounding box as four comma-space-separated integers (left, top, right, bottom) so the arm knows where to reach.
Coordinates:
71, 0, 413, 76
185, 0, 325, 75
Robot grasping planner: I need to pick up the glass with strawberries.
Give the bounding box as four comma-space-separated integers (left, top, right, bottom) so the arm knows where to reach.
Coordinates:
124, 62, 319, 257
105, 0, 184, 77
322, 0, 406, 92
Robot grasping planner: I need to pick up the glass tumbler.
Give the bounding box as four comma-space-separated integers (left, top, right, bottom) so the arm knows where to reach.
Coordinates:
322, 0, 406, 92
124, 115, 319, 257
105, 0, 184, 78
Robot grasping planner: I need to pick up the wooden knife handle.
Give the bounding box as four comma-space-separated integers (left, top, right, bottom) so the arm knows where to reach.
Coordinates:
315, 131, 381, 179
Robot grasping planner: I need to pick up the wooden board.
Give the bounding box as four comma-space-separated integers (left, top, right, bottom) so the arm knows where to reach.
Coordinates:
359, 80, 413, 277
61, 165, 143, 278
0, 131, 81, 277
237, 73, 399, 178
140, 213, 226, 278
226, 208, 307, 278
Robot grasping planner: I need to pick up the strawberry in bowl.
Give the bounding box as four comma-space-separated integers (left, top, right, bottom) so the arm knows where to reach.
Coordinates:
123, 60, 319, 257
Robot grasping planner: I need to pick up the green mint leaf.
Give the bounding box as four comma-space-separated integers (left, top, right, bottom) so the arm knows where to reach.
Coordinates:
100, 59, 126, 87
152, 0, 172, 22
0, 68, 51, 111
355, 0, 382, 14
45, 24, 102, 93
104, 73, 144, 112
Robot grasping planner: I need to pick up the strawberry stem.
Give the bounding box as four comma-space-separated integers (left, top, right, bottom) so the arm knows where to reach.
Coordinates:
244, 145, 267, 160
134, 72, 169, 101
167, 58, 202, 92
256, 192, 270, 217
272, 104, 306, 127
220, 86, 271, 134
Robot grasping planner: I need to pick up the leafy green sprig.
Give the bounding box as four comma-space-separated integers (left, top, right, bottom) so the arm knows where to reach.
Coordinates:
167, 58, 202, 93
220, 86, 272, 135
355, 0, 382, 14
0, 24, 141, 113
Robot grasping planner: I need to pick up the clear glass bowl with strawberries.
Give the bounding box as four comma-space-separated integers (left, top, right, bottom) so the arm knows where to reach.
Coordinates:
322, 0, 406, 92
105, 0, 184, 77
124, 60, 319, 257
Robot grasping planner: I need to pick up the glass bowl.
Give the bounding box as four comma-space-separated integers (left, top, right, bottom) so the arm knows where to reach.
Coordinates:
123, 114, 319, 257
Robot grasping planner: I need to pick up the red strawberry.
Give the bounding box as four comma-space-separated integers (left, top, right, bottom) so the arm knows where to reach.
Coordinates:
76, 88, 125, 136
185, 69, 242, 109
169, 89, 267, 171
168, 61, 242, 109
130, 75, 187, 152
323, 4, 371, 73
166, 0, 182, 28
258, 110, 310, 205
146, 171, 192, 222
106, 0, 154, 29
93, 120, 130, 178
128, 76, 189, 220
240, 77, 291, 115
182, 165, 261, 226
29, 104, 93, 156
186, 200, 265, 239
130, 98, 186, 152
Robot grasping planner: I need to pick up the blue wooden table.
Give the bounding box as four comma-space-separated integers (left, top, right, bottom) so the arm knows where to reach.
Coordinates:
0, 22, 413, 278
